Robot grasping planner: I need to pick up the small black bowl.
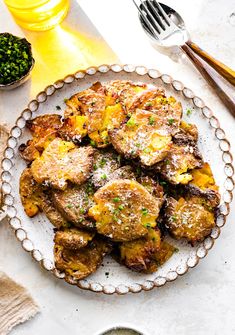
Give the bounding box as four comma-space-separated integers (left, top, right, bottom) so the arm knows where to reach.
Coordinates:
0, 32, 35, 90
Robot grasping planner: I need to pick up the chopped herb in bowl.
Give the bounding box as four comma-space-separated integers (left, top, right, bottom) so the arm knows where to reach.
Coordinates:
0, 33, 34, 88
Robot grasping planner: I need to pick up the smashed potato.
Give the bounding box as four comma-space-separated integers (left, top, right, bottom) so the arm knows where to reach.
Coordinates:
31, 138, 94, 190
91, 150, 121, 188
59, 115, 88, 142
102, 80, 147, 111
52, 183, 95, 229
186, 163, 220, 208
88, 179, 162, 241
54, 228, 95, 251
129, 89, 182, 135
40, 192, 68, 229
54, 237, 111, 280
155, 144, 203, 185
164, 196, 216, 243
110, 109, 172, 166
173, 120, 198, 145
118, 228, 161, 272
19, 168, 44, 217
19, 114, 62, 162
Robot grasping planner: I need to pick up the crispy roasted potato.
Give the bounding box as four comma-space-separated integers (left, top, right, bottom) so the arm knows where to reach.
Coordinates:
118, 228, 161, 272
146, 240, 177, 273
19, 168, 68, 227
91, 150, 121, 188
31, 138, 94, 190
102, 80, 147, 111
88, 179, 162, 241
40, 192, 68, 229
19, 168, 44, 217
19, 114, 62, 162
173, 120, 198, 145
109, 109, 172, 166
185, 163, 220, 208
155, 144, 203, 185
54, 237, 112, 280
59, 115, 88, 142
52, 182, 95, 229
64, 89, 105, 118
109, 165, 136, 182
138, 176, 164, 204
54, 228, 95, 251
164, 196, 216, 243
128, 89, 182, 135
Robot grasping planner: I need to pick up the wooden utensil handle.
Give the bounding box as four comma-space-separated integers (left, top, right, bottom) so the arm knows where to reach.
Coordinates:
186, 41, 235, 86
181, 44, 235, 116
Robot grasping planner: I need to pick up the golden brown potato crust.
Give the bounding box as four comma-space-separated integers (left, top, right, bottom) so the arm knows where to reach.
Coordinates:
19, 168, 44, 217
19, 168, 68, 228
19, 114, 62, 162
54, 237, 111, 280
118, 228, 161, 272
52, 183, 95, 229
31, 138, 94, 190
54, 228, 95, 251
88, 179, 162, 241
155, 144, 203, 185
91, 150, 121, 188
164, 196, 216, 243
109, 109, 172, 166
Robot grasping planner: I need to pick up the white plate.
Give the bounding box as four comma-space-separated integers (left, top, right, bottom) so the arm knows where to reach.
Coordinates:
1, 64, 234, 295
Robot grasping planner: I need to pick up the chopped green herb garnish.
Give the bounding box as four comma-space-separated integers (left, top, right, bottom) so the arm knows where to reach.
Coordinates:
0, 33, 33, 85
90, 140, 96, 147
101, 173, 107, 180
141, 208, 149, 216
143, 148, 151, 153
118, 205, 124, 210
146, 102, 153, 107
186, 108, 192, 116
136, 143, 141, 148
78, 218, 84, 223
127, 112, 132, 118
144, 223, 152, 228
149, 115, 155, 125
93, 164, 98, 170
113, 197, 120, 203
165, 159, 170, 165
66, 204, 73, 208
91, 101, 96, 106
174, 247, 179, 253
171, 215, 177, 222
79, 208, 85, 214
99, 158, 107, 167
64, 98, 68, 103
168, 118, 175, 125
126, 118, 136, 127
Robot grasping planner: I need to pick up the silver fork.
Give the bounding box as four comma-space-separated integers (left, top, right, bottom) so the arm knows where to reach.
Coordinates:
132, 0, 179, 41
132, 0, 235, 114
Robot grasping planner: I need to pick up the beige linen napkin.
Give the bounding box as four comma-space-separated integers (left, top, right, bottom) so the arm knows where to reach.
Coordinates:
0, 272, 39, 335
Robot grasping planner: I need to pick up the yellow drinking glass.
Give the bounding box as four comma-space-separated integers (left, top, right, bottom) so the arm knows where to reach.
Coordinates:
4, 0, 70, 31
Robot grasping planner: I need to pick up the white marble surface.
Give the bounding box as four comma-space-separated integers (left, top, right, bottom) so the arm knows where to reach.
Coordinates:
0, 0, 235, 334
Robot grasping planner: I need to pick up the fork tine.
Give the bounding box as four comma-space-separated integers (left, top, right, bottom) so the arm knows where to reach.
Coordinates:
151, 0, 171, 25
139, 0, 163, 34
132, 0, 158, 36
145, 0, 166, 30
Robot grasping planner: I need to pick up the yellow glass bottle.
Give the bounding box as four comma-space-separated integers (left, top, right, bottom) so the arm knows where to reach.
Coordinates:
4, 0, 70, 31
